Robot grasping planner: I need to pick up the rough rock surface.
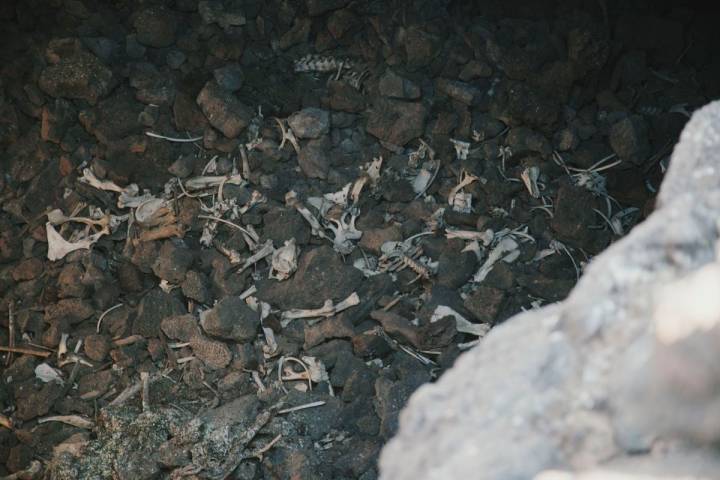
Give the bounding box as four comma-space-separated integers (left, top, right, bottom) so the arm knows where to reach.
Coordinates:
380, 101, 720, 479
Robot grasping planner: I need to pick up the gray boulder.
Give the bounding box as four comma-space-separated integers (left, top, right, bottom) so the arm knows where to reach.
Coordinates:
380, 101, 720, 480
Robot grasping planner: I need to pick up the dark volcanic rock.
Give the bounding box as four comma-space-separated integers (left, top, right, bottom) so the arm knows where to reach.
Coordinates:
263, 208, 311, 246
326, 80, 366, 112
84, 334, 111, 362
437, 251, 477, 289
288, 108, 330, 139
133, 6, 178, 48
307, 0, 350, 16
132, 288, 186, 337
374, 374, 426, 439
196, 80, 253, 139
14, 382, 62, 421
378, 70, 421, 100
181, 270, 210, 304
38, 38, 114, 105
609, 115, 651, 166
435, 78, 480, 105
198, 0, 246, 28
551, 182, 600, 248
200, 296, 259, 342
304, 316, 355, 349
41, 98, 76, 143
161, 314, 201, 342
189, 334, 233, 369
298, 136, 331, 179
366, 99, 428, 147
463, 286, 506, 324
256, 245, 363, 310
213, 63, 244, 92
403, 26, 441, 69
152, 240, 194, 284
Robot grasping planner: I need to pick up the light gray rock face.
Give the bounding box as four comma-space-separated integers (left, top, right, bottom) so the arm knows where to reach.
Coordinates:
380, 101, 720, 480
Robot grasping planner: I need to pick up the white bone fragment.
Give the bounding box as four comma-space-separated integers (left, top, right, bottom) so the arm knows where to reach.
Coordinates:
301, 356, 331, 385
363, 156, 383, 183
286, 191, 329, 240
135, 198, 174, 228
281, 292, 360, 324
323, 183, 352, 207
446, 229, 495, 246
38, 415, 95, 429
447, 171, 479, 208
270, 239, 299, 281
46, 223, 106, 261
234, 239, 274, 274
412, 168, 433, 194
183, 174, 245, 191
350, 176, 368, 205
452, 192, 473, 213
430, 305, 490, 338
326, 210, 362, 254
520, 166, 541, 198
247, 296, 277, 356
78, 168, 124, 193
473, 237, 519, 283
450, 138, 470, 160
35, 363, 64, 385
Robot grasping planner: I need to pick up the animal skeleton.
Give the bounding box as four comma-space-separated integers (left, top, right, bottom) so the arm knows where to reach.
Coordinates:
294, 54, 368, 89
378, 242, 437, 283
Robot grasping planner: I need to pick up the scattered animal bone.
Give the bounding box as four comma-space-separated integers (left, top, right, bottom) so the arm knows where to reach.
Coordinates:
286, 191, 329, 240
184, 174, 246, 191
273, 117, 301, 155
293, 54, 367, 89
118, 184, 155, 209
446, 229, 495, 246
379, 242, 437, 283
234, 239, 274, 273
35, 363, 64, 384
294, 54, 355, 73
414, 160, 441, 199
281, 292, 360, 325
269, 239, 299, 281
213, 240, 242, 264
361, 156, 383, 184
287, 191, 362, 254
134, 198, 175, 228
301, 356, 332, 393
326, 210, 362, 254
412, 167, 434, 195
278, 356, 313, 392
451, 192, 473, 213
473, 236, 520, 283
431, 305, 490, 338
78, 167, 125, 193
46, 222, 108, 261
497, 145, 513, 173
408, 139, 431, 168
38, 415, 94, 429
450, 138, 470, 160
520, 166, 541, 198
426, 207, 446, 232
136, 223, 185, 243
247, 296, 277, 356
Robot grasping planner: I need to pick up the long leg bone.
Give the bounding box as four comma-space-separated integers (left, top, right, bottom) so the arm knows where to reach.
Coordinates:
281, 292, 360, 323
